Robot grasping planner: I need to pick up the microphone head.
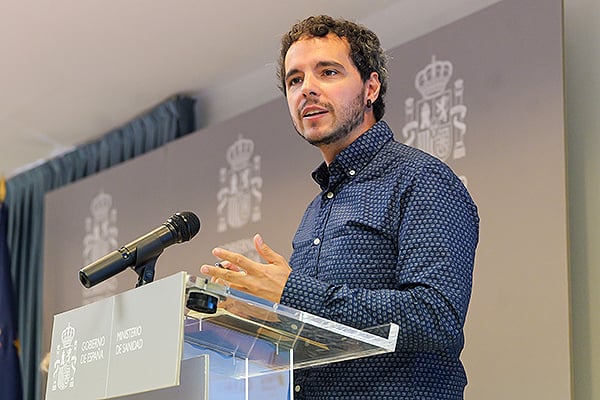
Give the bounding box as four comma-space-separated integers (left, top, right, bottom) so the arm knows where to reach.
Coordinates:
166, 211, 201, 242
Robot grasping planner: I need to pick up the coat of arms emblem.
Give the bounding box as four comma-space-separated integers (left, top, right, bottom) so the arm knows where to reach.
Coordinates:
402, 56, 468, 162
51, 323, 77, 391
83, 191, 118, 264
81, 191, 118, 303
217, 135, 263, 232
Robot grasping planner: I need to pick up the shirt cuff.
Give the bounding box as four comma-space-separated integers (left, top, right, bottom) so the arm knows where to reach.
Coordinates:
280, 269, 327, 316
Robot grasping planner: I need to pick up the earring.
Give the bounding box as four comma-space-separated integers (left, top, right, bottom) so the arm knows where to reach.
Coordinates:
366, 99, 372, 108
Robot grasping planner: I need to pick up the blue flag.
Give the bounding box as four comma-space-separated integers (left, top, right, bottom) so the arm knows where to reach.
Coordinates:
0, 202, 23, 400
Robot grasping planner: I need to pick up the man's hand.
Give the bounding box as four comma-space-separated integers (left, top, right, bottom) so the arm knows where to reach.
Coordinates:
200, 234, 291, 303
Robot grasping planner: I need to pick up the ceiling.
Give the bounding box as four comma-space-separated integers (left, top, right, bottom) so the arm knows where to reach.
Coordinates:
0, 0, 500, 177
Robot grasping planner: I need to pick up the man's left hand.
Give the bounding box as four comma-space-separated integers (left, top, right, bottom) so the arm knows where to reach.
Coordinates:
200, 234, 292, 303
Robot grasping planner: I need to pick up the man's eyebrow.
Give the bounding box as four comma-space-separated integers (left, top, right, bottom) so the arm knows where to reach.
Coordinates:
315, 60, 345, 70
284, 60, 347, 83
284, 68, 301, 83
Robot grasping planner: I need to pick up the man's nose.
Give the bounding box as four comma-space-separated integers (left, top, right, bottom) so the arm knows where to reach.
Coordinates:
301, 74, 319, 97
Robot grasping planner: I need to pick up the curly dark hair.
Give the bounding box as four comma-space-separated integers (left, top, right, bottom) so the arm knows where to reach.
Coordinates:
277, 15, 388, 121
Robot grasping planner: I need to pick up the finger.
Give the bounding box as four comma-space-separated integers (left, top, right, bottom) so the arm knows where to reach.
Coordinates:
214, 277, 228, 286
206, 272, 228, 286
253, 234, 286, 265
216, 260, 244, 272
212, 248, 258, 272
200, 264, 246, 281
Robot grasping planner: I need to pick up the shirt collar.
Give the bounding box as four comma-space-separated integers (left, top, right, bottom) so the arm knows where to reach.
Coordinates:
311, 120, 393, 190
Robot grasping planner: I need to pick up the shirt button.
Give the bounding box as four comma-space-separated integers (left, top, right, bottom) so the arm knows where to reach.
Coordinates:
349, 169, 356, 176
313, 238, 321, 245
326, 191, 334, 199
294, 385, 301, 393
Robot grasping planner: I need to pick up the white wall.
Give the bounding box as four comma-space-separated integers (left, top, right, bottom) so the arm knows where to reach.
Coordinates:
565, 0, 600, 398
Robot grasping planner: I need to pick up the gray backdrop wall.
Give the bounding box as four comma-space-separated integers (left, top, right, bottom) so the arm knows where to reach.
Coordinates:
43, 1, 571, 398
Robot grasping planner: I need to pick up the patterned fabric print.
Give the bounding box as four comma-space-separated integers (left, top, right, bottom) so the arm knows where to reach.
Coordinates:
280, 120, 480, 400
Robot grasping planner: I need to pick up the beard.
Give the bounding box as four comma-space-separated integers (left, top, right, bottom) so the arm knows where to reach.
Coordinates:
295, 90, 366, 147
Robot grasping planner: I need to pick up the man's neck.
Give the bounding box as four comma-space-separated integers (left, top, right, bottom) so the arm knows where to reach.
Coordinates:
319, 118, 377, 165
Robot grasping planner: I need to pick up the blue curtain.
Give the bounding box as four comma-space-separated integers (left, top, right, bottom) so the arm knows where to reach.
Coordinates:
3, 95, 195, 400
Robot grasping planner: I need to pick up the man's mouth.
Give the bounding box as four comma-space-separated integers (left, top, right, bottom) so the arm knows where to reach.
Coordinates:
302, 106, 328, 118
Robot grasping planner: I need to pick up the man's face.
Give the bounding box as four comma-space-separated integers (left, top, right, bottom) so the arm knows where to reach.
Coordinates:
283, 34, 372, 155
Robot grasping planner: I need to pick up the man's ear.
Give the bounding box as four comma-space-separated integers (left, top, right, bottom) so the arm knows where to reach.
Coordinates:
365, 71, 381, 105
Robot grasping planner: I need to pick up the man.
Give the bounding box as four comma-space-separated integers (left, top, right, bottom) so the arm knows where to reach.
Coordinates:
201, 15, 479, 400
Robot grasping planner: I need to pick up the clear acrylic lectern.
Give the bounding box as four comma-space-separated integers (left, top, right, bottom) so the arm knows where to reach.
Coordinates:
45, 272, 398, 400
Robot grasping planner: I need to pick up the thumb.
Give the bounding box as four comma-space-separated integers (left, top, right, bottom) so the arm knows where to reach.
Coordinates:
254, 233, 281, 264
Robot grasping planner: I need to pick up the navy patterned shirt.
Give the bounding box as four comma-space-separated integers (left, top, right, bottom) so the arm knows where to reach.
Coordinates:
280, 120, 479, 399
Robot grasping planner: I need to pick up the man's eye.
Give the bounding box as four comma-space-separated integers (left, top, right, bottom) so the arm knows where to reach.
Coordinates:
288, 77, 302, 87
323, 70, 338, 76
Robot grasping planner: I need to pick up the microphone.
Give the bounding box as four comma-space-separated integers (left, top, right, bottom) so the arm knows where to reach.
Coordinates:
79, 211, 201, 288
